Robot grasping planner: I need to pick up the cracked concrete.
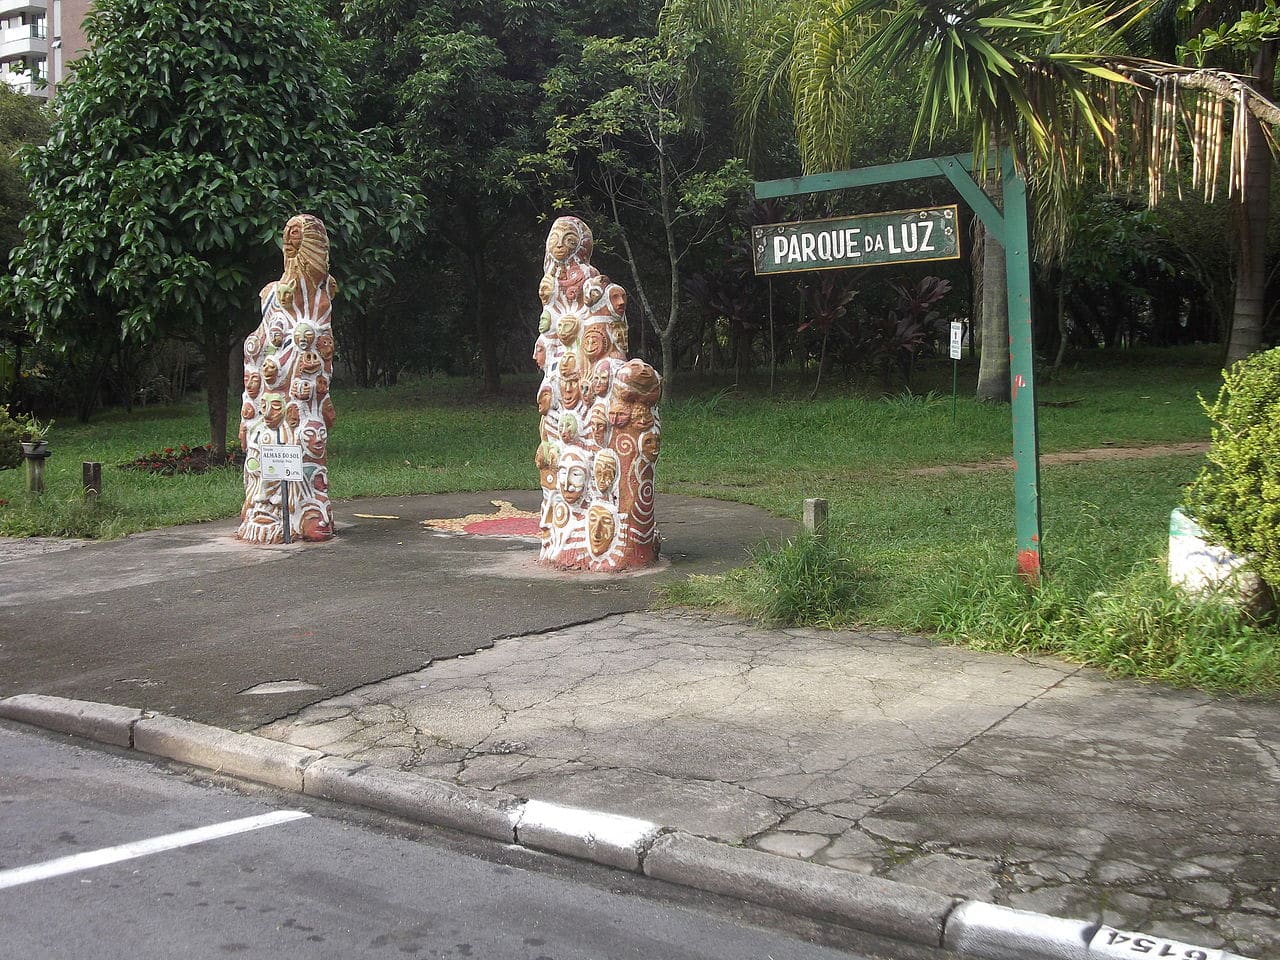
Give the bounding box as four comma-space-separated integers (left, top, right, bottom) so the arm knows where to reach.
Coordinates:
257, 610, 1280, 957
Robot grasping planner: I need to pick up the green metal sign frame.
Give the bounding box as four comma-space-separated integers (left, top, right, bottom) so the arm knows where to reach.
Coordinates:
754, 150, 1043, 581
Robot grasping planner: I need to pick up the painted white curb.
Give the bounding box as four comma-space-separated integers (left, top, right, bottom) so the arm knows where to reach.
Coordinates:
515, 799, 661, 872
0, 694, 1257, 960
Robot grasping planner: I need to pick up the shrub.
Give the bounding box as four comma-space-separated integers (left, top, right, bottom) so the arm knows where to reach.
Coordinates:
1186, 348, 1280, 588
0, 406, 21, 470
663, 534, 872, 627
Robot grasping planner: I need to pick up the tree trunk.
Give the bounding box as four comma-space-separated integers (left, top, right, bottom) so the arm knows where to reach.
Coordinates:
204, 332, 232, 462
660, 333, 675, 399
1054, 279, 1069, 371
1226, 42, 1276, 366
977, 218, 1011, 402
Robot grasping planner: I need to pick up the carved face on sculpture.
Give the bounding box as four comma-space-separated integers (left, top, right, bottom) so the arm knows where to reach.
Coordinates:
533, 340, 547, 371
285, 401, 302, 429
559, 413, 580, 444
291, 378, 312, 402
244, 370, 262, 398
582, 324, 608, 365
594, 449, 619, 492
283, 214, 330, 282
557, 451, 589, 505
641, 430, 661, 461
241, 400, 255, 421
300, 506, 331, 541
316, 374, 329, 399
587, 503, 617, 556
608, 284, 627, 319
300, 419, 327, 461
316, 333, 334, 361
539, 278, 554, 307
262, 356, 280, 386
299, 350, 323, 376
537, 385, 553, 416
590, 360, 612, 400
582, 276, 606, 307
545, 216, 592, 266
558, 354, 581, 408
268, 322, 286, 349
556, 311, 580, 347
588, 402, 609, 445
284, 219, 303, 259
607, 396, 630, 428
262, 393, 286, 429
617, 359, 662, 404
294, 322, 316, 351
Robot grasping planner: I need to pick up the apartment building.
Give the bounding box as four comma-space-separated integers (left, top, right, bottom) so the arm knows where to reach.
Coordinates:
0, 0, 90, 98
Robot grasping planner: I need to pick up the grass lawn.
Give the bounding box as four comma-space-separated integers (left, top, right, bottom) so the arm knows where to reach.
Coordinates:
6, 347, 1274, 693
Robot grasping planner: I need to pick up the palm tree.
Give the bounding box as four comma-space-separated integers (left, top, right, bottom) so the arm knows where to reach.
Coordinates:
667, 0, 1280, 373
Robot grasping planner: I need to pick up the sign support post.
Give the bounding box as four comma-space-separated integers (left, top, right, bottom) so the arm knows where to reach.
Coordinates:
754, 149, 1043, 582
260, 442, 304, 547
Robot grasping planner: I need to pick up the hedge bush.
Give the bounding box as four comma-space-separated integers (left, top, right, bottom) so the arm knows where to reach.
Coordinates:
1186, 348, 1280, 588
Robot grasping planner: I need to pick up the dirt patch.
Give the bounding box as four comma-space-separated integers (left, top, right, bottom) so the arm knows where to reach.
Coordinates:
910, 441, 1209, 477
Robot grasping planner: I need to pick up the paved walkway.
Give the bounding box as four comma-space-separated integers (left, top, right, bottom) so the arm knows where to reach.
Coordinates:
3, 490, 1276, 956
258, 611, 1280, 958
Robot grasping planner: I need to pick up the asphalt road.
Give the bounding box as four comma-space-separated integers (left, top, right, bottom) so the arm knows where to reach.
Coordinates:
0, 723, 931, 960
0, 491, 794, 729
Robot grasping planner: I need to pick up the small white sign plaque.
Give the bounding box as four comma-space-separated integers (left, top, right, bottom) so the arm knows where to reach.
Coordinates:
259, 443, 304, 482
949, 321, 965, 360
1089, 925, 1221, 960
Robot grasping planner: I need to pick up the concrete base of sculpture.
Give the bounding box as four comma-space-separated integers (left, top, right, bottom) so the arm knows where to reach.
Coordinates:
533, 217, 661, 572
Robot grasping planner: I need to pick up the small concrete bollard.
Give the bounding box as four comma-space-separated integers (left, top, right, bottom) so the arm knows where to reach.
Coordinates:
803, 498, 828, 540
82, 461, 102, 500
23, 451, 48, 495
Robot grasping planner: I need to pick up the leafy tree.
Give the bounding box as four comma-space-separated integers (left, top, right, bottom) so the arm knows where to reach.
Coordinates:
533, 33, 751, 395
7, 0, 421, 454
338, 0, 659, 394
0, 88, 49, 404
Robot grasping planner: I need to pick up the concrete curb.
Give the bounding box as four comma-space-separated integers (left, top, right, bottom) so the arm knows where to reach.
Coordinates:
0, 695, 1254, 960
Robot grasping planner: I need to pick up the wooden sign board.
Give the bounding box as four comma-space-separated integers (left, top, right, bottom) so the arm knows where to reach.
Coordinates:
752, 204, 960, 276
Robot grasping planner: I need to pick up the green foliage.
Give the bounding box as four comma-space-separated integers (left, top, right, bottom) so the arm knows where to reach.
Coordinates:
1181, 0, 1280, 64
901, 553, 1280, 693
665, 534, 872, 626
531, 32, 751, 387
0, 405, 21, 470
1186, 347, 1280, 586
5, 0, 422, 440
333, 0, 661, 389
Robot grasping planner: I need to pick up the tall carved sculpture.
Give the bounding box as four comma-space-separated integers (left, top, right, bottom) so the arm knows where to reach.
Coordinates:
237, 215, 338, 544
534, 216, 662, 571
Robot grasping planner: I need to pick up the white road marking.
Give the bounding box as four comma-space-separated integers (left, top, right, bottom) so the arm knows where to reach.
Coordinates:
0, 810, 310, 890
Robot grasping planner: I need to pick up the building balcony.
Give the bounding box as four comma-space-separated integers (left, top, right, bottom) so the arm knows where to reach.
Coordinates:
1, 69, 47, 97
0, 23, 46, 60
0, 0, 46, 18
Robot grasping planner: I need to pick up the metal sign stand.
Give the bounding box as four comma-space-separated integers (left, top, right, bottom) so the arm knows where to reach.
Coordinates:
754, 149, 1043, 582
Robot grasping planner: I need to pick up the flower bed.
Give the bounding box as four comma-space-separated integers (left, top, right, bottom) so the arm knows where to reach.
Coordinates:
121, 442, 245, 476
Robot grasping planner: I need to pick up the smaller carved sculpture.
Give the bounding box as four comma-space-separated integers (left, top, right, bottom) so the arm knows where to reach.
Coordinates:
533, 216, 661, 571
236, 215, 338, 544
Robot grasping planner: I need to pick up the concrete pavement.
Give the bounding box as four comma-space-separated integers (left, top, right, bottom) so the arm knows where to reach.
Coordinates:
2, 491, 1276, 957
